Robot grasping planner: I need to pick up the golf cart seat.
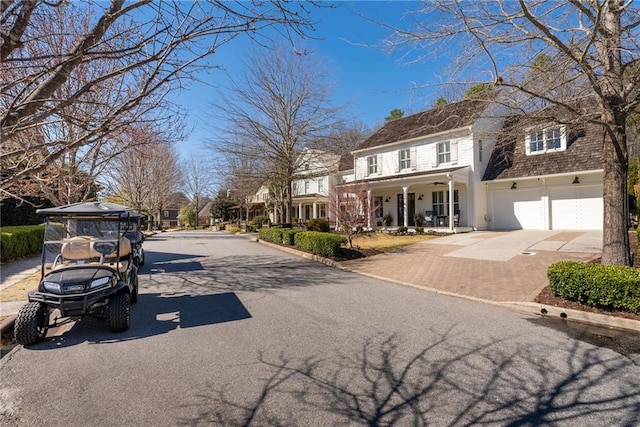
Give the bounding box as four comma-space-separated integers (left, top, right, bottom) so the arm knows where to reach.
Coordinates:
58, 235, 132, 273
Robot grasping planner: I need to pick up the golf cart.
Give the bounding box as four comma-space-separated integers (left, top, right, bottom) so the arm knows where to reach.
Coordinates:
124, 212, 145, 267
14, 202, 140, 346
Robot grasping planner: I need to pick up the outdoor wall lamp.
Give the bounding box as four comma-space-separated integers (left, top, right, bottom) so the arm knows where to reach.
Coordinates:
384, 197, 391, 203
418, 194, 424, 200
572, 176, 580, 184
510, 182, 517, 190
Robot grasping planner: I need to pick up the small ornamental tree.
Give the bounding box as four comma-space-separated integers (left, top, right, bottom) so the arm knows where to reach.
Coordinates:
178, 206, 196, 229
328, 182, 369, 248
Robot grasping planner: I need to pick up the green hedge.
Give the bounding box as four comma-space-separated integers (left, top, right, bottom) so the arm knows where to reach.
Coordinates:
259, 227, 283, 244
547, 261, 640, 314
282, 229, 300, 245
294, 231, 347, 258
1, 224, 45, 262
307, 218, 330, 232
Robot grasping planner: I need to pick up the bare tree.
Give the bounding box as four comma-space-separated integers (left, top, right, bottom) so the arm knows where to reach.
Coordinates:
383, 1, 640, 265
182, 154, 215, 229
209, 42, 344, 224
102, 124, 182, 227
1, 0, 319, 200
328, 182, 370, 249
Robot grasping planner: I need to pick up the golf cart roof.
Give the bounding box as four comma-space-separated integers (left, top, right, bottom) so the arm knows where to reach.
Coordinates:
36, 202, 133, 217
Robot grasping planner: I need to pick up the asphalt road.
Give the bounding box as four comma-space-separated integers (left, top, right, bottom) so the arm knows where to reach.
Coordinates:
1, 231, 639, 426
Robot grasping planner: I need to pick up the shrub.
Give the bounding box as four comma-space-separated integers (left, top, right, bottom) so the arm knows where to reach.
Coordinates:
0, 224, 45, 262
282, 229, 299, 245
294, 231, 347, 258
547, 261, 640, 314
307, 218, 330, 232
259, 228, 283, 244
397, 226, 407, 234
415, 226, 424, 234
250, 215, 269, 229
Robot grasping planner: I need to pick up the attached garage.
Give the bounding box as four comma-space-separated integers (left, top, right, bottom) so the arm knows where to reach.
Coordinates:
489, 183, 603, 231
491, 189, 545, 230
550, 185, 603, 230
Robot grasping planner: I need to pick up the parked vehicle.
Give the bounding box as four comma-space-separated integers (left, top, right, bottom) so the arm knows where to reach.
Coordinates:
14, 202, 140, 346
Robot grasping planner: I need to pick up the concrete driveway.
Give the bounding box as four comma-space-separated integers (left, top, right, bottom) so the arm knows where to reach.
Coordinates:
341, 230, 603, 303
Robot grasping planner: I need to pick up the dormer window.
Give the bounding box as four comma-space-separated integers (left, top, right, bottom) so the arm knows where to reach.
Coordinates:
526, 125, 566, 155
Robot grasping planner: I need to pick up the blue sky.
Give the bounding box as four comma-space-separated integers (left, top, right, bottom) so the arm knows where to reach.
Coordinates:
176, 2, 466, 159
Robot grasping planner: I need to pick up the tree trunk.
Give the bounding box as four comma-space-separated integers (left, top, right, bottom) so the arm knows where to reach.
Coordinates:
601, 113, 630, 265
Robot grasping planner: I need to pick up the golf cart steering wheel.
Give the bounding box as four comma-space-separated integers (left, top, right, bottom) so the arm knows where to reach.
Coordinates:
92, 241, 117, 256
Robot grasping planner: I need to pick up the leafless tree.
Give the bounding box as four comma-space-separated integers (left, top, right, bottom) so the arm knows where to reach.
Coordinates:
328, 182, 370, 249
1, 0, 319, 201
101, 124, 183, 226
383, 1, 640, 265
182, 154, 215, 228
209, 41, 344, 224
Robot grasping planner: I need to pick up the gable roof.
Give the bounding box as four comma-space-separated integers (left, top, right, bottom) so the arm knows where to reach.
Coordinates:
482, 112, 603, 181
355, 99, 491, 151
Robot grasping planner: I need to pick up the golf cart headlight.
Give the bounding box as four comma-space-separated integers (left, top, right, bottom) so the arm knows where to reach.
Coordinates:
43, 281, 61, 293
90, 276, 111, 289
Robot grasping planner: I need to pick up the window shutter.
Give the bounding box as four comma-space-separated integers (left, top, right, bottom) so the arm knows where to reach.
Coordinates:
365, 157, 370, 177
394, 152, 400, 173
377, 154, 382, 175
410, 147, 417, 170
451, 140, 458, 164
433, 145, 439, 167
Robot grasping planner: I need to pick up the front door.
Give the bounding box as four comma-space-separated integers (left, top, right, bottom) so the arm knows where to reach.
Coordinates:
397, 193, 416, 226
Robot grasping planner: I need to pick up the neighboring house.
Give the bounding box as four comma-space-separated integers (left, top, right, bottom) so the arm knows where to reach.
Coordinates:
340, 98, 504, 231
482, 108, 604, 230
290, 149, 342, 224
158, 208, 179, 228
338, 98, 607, 232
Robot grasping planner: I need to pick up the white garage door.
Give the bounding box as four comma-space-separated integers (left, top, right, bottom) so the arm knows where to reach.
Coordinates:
492, 189, 545, 230
551, 185, 603, 230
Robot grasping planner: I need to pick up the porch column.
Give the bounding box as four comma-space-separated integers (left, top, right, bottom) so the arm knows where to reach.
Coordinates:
403, 186, 408, 227
313, 201, 317, 219
448, 174, 454, 232
298, 203, 302, 222
367, 189, 372, 228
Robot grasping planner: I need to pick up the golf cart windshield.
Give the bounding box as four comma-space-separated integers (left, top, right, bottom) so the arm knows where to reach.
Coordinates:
42, 217, 130, 272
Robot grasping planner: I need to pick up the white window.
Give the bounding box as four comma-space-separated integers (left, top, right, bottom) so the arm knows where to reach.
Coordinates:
437, 141, 451, 164
304, 180, 310, 193
432, 190, 459, 216
373, 195, 383, 218
318, 203, 326, 218
399, 149, 411, 170
367, 155, 378, 176
164, 210, 169, 218
262, 192, 268, 201
526, 126, 566, 155
318, 178, 324, 192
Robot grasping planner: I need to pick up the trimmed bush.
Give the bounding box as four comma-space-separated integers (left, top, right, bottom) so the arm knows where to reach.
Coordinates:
294, 231, 347, 258
282, 229, 300, 245
398, 226, 407, 234
1, 224, 45, 262
258, 227, 283, 244
307, 218, 330, 232
547, 261, 640, 314
415, 226, 424, 234
250, 215, 269, 229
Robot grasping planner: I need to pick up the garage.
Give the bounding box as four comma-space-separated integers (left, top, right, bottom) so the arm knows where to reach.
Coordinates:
491, 189, 545, 230
550, 185, 603, 230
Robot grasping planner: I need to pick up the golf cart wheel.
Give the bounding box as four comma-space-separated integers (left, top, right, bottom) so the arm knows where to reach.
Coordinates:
130, 274, 139, 304
139, 249, 145, 266
14, 302, 49, 346
107, 292, 130, 332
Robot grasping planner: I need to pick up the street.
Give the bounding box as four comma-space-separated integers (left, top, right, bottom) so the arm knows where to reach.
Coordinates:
1, 230, 639, 426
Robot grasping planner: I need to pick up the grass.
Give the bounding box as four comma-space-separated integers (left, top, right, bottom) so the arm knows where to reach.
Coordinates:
0, 271, 40, 324
350, 232, 439, 251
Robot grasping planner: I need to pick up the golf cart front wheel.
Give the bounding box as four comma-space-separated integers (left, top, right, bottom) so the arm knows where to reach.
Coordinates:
107, 292, 130, 332
14, 302, 49, 346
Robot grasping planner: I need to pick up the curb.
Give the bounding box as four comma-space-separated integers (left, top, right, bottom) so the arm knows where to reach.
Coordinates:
255, 238, 640, 334
0, 314, 17, 337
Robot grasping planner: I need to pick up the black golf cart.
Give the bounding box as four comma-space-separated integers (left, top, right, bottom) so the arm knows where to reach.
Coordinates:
14, 202, 140, 346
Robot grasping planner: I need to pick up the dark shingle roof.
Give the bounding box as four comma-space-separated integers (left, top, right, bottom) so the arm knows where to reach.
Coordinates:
355, 99, 490, 151
338, 153, 353, 172
482, 112, 603, 181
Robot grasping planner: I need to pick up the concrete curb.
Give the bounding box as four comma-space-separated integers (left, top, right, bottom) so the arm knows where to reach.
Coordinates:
0, 314, 17, 337
255, 238, 640, 334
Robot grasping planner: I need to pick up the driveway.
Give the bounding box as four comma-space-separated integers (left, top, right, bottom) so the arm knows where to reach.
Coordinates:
341, 230, 602, 303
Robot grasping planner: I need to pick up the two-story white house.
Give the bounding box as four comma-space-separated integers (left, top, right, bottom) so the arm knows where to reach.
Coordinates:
339, 98, 607, 232
340, 99, 504, 231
